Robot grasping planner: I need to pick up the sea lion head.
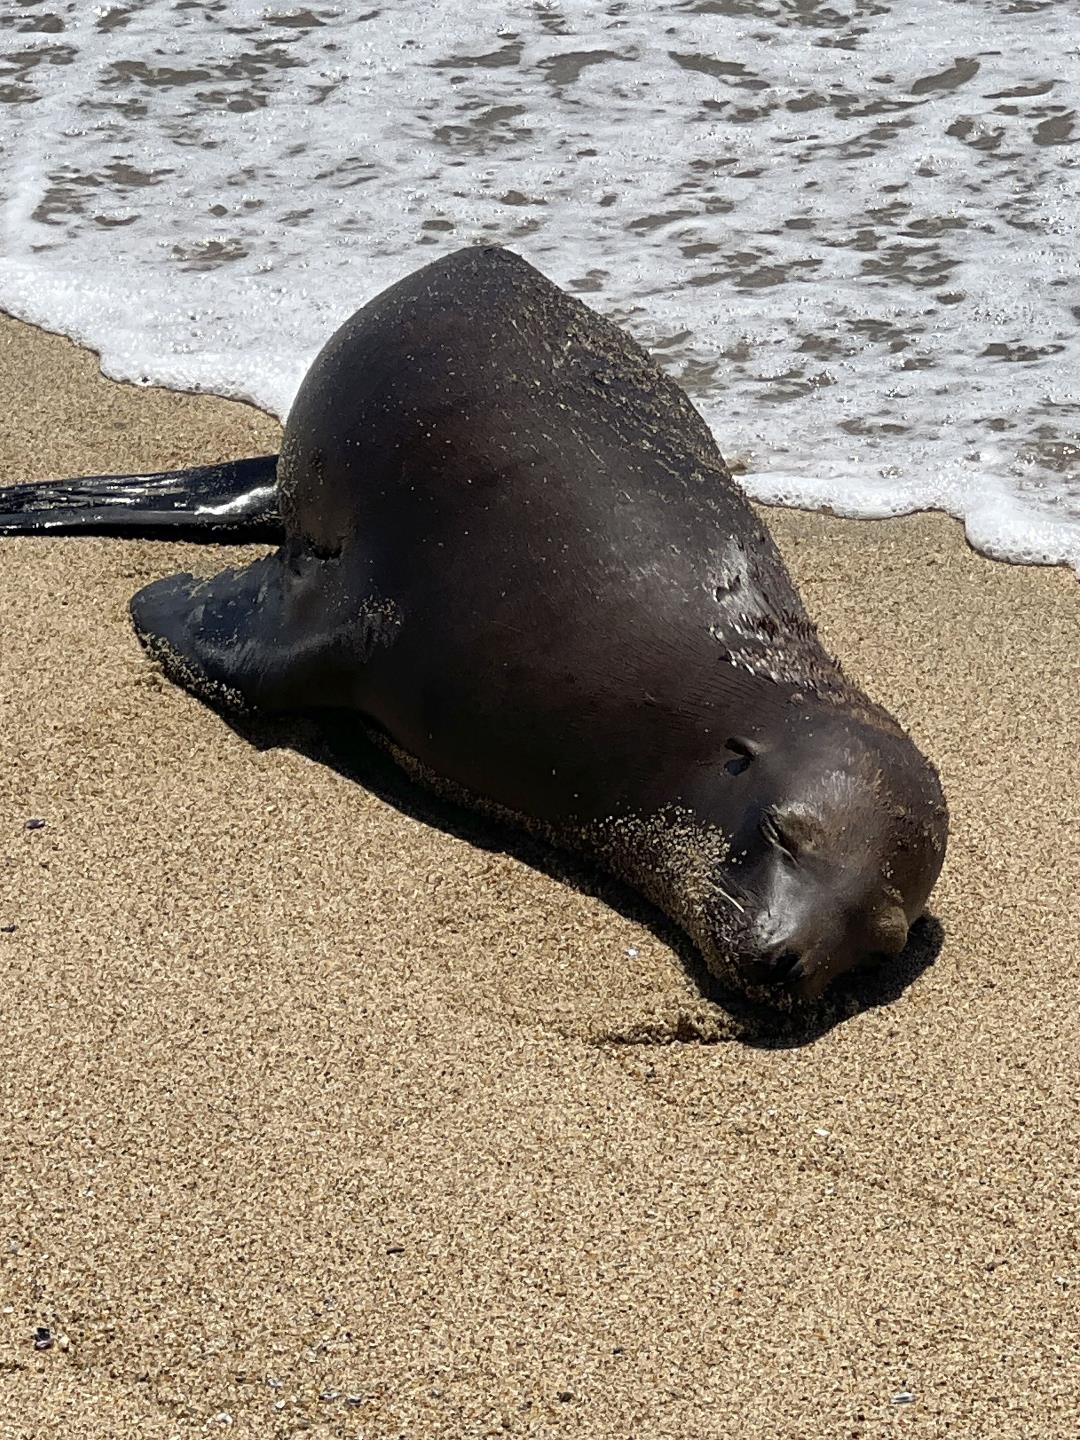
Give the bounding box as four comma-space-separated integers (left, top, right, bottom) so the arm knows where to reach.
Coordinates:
704, 699, 948, 1004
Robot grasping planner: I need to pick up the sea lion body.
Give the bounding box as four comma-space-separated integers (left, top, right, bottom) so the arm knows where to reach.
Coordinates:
7, 246, 949, 1001
279, 246, 832, 820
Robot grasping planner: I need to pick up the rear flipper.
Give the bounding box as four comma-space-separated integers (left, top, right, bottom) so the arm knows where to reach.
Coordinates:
131, 548, 402, 716
0, 455, 282, 540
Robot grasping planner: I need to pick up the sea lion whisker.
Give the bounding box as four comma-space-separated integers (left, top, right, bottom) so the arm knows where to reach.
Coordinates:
714, 881, 747, 915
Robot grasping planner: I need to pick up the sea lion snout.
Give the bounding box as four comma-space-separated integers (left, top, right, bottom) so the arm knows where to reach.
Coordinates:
747, 896, 912, 1003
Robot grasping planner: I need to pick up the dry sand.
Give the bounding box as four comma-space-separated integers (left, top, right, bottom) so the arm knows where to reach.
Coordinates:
0, 314, 1077, 1438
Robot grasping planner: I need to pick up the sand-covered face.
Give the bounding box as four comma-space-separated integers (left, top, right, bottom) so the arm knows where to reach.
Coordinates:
711, 712, 948, 1004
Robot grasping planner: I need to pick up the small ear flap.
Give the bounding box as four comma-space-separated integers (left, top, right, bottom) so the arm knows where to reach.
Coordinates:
871, 905, 909, 957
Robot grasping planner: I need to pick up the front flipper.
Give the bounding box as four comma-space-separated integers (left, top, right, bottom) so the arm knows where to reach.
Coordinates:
130, 548, 402, 715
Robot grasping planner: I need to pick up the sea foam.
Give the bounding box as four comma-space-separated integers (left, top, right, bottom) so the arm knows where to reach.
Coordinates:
1, 0, 1077, 573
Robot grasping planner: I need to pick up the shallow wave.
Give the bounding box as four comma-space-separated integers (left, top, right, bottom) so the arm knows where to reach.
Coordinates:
1, 0, 1077, 572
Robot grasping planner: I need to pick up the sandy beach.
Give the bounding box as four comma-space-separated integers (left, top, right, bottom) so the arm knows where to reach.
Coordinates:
1, 313, 1077, 1438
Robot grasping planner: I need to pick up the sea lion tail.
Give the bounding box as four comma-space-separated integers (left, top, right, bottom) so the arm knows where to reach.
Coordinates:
0, 455, 282, 540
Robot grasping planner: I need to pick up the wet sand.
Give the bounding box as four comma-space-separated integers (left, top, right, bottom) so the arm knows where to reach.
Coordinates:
1, 314, 1077, 1438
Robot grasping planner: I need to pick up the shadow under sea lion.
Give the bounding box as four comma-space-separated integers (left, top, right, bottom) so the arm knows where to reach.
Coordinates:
0, 245, 948, 1009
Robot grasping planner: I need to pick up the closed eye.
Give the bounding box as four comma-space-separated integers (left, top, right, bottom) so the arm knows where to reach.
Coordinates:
761, 808, 799, 861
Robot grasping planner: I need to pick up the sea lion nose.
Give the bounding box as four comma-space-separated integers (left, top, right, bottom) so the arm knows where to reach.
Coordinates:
760, 948, 805, 985
749, 945, 822, 999
745, 945, 830, 1002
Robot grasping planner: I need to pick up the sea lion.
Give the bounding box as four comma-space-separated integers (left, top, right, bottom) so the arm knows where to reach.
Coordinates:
0, 245, 947, 1003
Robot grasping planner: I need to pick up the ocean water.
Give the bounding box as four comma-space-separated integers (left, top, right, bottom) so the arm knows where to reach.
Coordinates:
1, 0, 1077, 573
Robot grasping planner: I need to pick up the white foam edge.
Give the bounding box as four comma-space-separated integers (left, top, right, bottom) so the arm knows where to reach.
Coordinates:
745, 469, 1080, 578
3, 260, 1078, 579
